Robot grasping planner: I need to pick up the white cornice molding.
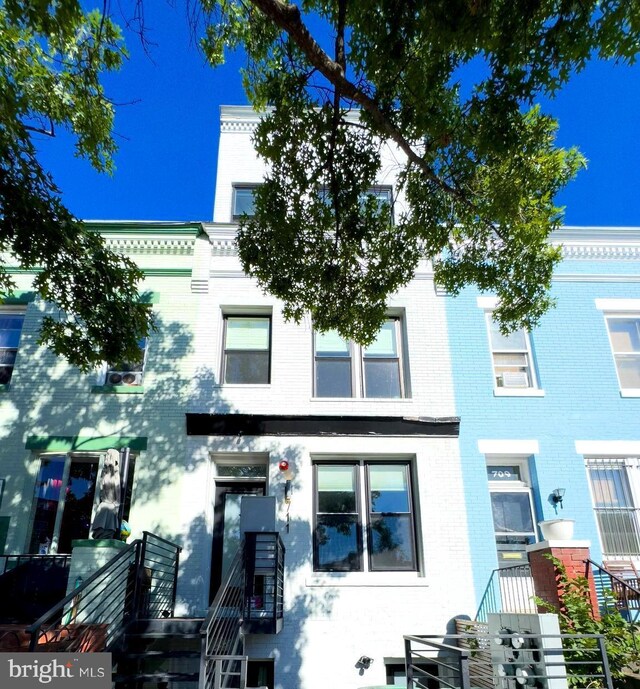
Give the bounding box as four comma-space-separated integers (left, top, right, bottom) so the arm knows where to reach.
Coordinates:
220, 105, 261, 133
551, 227, 640, 261
203, 223, 238, 256
105, 236, 195, 256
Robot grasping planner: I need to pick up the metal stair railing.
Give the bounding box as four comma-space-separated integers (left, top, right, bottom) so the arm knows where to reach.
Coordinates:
586, 558, 640, 625
22, 531, 182, 653
200, 544, 248, 689
475, 563, 535, 622
404, 632, 614, 689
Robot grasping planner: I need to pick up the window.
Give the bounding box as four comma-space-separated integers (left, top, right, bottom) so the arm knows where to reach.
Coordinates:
605, 316, 640, 390
313, 461, 417, 572
105, 338, 147, 386
314, 331, 352, 397
27, 452, 136, 554
313, 318, 405, 398
486, 315, 537, 389
586, 458, 640, 557
0, 311, 25, 385
319, 186, 394, 222
487, 461, 537, 567
222, 316, 271, 384
232, 185, 260, 219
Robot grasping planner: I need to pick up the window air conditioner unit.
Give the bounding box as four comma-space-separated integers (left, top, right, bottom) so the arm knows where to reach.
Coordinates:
107, 371, 143, 386
501, 371, 530, 388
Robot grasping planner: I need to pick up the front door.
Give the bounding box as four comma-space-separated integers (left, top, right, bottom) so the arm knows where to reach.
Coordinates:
210, 481, 265, 603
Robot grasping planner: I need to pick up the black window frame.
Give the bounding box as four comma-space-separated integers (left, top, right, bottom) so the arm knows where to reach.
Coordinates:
312, 460, 418, 573
313, 330, 354, 398
313, 462, 363, 572
361, 317, 404, 399
312, 317, 406, 399
232, 184, 261, 220
0, 309, 25, 385
222, 315, 272, 385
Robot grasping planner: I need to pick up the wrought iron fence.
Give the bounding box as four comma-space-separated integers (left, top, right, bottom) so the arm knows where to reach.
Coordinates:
20, 532, 181, 653
405, 632, 614, 689
475, 563, 536, 622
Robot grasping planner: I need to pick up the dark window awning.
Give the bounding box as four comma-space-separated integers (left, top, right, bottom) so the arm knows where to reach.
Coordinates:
185, 413, 459, 438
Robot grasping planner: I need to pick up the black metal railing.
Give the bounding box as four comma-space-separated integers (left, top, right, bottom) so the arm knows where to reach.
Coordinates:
137, 532, 182, 619
243, 532, 284, 634
199, 545, 247, 689
475, 563, 536, 622
0, 554, 72, 624
587, 558, 640, 625
404, 632, 614, 689
22, 532, 181, 653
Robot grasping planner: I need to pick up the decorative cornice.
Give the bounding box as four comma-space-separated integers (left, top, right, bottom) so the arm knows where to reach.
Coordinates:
558, 243, 640, 261
106, 236, 195, 256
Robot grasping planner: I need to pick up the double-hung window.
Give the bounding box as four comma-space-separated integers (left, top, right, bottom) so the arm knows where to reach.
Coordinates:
222, 316, 271, 384
586, 458, 640, 557
0, 310, 24, 385
314, 331, 353, 397
486, 315, 537, 389
105, 338, 147, 387
605, 316, 640, 391
313, 461, 417, 572
313, 318, 405, 398
232, 185, 260, 220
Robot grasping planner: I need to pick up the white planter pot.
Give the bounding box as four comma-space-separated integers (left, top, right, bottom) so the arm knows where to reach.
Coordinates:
538, 519, 575, 540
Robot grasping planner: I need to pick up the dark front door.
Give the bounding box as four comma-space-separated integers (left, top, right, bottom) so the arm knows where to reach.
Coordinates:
210, 481, 265, 603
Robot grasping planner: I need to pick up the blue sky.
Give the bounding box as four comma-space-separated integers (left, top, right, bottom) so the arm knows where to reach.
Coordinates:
38, 2, 640, 226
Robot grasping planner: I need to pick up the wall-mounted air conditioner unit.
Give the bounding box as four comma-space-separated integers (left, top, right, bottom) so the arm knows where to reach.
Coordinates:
501, 371, 530, 388
106, 371, 143, 386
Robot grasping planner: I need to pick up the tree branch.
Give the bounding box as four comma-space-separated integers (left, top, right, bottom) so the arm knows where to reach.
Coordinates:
250, 0, 460, 197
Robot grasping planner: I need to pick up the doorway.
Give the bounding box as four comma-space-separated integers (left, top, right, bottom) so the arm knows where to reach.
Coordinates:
209, 481, 265, 603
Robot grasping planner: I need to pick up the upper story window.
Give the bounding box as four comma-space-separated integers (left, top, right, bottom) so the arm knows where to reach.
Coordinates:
314, 318, 405, 398
319, 186, 394, 222
313, 460, 417, 572
222, 316, 271, 384
105, 338, 147, 387
0, 310, 25, 385
605, 316, 640, 391
486, 314, 537, 390
232, 185, 260, 220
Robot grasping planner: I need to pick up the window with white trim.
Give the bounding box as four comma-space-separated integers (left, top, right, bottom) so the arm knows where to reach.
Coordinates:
0, 310, 25, 385
105, 338, 147, 387
313, 318, 406, 398
586, 458, 640, 557
487, 460, 537, 567
605, 316, 640, 391
222, 316, 271, 384
486, 314, 538, 390
232, 185, 260, 219
313, 460, 417, 572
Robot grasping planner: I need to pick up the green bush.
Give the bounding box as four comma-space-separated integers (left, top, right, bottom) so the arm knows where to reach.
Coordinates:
535, 555, 640, 687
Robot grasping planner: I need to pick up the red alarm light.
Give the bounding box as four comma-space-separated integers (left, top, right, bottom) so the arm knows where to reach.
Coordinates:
278, 460, 289, 472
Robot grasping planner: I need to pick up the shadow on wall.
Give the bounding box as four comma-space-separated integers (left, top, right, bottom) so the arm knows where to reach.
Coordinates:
148, 494, 340, 689
3, 311, 236, 551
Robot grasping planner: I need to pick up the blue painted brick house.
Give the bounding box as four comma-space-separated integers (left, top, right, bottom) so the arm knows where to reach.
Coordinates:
444, 226, 640, 602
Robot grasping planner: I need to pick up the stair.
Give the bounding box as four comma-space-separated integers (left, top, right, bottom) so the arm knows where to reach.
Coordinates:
113, 617, 203, 688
